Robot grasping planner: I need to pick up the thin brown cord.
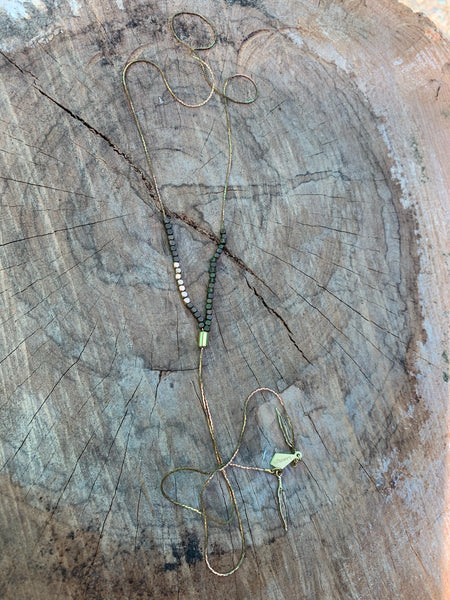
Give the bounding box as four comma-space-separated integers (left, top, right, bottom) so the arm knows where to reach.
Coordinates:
122, 12, 301, 576
161, 386, 299, 576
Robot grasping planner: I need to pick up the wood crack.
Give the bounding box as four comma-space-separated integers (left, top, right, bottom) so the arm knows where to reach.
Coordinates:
244, 276, 312, 365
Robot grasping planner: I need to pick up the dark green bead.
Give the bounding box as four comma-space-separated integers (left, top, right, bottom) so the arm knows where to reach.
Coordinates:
205, 319, 211, 326
204, 324, 211, 332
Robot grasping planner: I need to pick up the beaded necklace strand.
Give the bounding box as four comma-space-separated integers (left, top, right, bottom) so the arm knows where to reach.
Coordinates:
122, 11, 302, 576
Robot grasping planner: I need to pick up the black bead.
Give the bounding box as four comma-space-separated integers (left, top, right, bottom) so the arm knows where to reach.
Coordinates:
187, 302, 193, 309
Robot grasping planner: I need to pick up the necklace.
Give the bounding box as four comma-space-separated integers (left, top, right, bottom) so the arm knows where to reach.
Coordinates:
122, 11, 302, 576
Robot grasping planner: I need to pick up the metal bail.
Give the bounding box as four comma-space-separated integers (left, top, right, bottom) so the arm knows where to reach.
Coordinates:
198, 330, 209, 348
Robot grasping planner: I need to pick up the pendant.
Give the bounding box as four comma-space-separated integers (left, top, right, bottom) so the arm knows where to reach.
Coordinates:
270, 450, 302, 470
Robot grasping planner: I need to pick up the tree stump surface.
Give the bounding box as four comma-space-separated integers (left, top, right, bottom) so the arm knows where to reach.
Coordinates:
0, 1, 448, 599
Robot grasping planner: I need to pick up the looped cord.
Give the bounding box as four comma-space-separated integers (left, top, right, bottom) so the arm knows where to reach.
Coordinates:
170, 11, 217, 51
122, 12, 301, 576
122, 11, 258, 225
161, 386, 298, 576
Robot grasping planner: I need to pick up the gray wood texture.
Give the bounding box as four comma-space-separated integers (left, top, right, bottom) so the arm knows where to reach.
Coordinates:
0, 1, 448, 598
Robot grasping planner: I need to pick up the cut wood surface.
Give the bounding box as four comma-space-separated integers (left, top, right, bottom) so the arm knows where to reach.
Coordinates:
0, 1, 448, 599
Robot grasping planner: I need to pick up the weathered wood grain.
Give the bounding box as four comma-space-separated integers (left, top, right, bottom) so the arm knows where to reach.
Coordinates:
0, 1, 448, 598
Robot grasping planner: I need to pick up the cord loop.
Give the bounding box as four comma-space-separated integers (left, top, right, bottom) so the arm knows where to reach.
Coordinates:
161, 386, 301, 575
